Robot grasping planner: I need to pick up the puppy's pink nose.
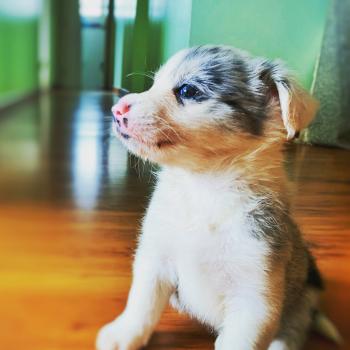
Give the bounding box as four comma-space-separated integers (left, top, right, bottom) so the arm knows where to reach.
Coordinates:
112, 100, 130, 117
112, 100, 131, 128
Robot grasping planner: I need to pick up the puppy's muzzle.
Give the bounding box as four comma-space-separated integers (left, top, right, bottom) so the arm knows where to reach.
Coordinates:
112, 98, 131, 139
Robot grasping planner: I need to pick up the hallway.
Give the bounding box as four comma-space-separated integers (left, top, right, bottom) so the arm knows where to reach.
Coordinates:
0, 92, 349, 349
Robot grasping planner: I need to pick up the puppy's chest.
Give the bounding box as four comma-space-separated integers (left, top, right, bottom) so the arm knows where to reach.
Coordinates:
153, 173, 246, 235
143, 171, 268, 327
146, 170, 263, 260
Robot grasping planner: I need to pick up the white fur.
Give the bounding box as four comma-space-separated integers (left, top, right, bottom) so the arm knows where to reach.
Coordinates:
268, 340, 288, 350
96, 168, 273, 350
275, 81, 294, 140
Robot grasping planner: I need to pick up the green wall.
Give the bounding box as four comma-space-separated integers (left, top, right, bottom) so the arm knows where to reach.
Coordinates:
113, 0, 193, 92
50, 0, 81, 89
0, 1, 41, 107
158, 0, 192, 63
114, 0, 330, 92
113, 2, 138, 92
114, 19, 136, 90
190, 0, 330, 89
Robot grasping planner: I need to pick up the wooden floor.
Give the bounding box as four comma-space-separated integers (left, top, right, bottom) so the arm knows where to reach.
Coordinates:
0, 91, 349, 350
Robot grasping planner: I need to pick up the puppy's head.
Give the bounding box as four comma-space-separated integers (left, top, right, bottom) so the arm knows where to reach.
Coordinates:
112, 45, 317, 170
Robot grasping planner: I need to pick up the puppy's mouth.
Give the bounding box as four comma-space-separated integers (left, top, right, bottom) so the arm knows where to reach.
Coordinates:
120, 131, 130, 140
114, 124, 175, 150
156, 139, 174, 148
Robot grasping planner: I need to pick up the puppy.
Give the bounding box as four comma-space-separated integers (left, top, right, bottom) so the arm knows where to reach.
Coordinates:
96, 45, 335, 350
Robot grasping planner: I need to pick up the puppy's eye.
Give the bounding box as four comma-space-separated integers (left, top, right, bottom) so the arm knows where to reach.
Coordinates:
177, 84, 199, 99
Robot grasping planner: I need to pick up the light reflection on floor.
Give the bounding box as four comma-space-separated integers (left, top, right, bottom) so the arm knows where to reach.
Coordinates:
72, 94, 104, 210
0, 91, 153, 211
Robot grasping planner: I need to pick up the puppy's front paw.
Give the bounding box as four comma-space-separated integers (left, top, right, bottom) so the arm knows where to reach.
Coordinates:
96, 316, 148, 350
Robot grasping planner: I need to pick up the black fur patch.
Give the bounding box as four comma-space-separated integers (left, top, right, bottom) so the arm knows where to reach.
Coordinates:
306, 253, 324, 290
222, 99, 266, 136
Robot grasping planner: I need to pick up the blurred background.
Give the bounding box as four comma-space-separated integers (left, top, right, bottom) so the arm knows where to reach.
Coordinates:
1, 0, 349, 144
0, 1, 349, 349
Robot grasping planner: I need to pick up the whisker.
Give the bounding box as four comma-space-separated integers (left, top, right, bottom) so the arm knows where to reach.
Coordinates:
149, 116, 183, 141
127, 71, 155, 81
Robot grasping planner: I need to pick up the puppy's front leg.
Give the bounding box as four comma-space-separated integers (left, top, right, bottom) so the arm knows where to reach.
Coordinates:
215, 299, 279, 350
215, 269, 284, 350
96, 247, 171, 350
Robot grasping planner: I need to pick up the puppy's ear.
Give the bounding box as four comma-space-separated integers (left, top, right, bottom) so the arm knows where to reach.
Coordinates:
256, 60, 319, 140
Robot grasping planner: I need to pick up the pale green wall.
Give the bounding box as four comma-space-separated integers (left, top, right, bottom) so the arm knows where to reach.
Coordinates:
190, 0, 330, 89
114, 0, 329, 91
81, 19, 105, 89
0, 1, 41, 107
113, 1, 138, 92
160, 0, 192, 62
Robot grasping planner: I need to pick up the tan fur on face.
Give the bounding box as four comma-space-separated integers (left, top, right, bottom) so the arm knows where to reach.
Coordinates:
151, 99, 288, 189
140, 94, 282, 164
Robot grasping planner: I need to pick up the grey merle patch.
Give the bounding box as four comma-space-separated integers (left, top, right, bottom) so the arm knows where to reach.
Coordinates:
178, 45, 279, 135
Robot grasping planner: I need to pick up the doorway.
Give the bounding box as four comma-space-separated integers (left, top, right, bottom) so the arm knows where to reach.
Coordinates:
79, 0, 114, 90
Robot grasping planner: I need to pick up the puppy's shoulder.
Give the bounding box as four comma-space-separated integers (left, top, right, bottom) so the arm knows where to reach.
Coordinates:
246, 192, 304, 252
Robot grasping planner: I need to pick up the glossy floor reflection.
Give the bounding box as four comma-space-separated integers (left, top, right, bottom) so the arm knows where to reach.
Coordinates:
0, 91, 153, 210
0, 92, 349, 350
